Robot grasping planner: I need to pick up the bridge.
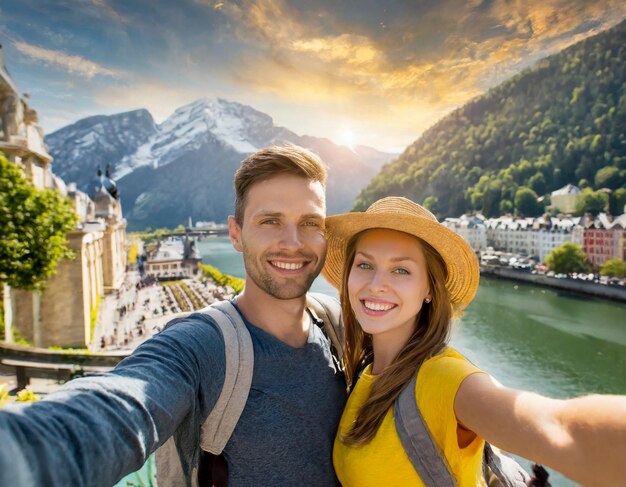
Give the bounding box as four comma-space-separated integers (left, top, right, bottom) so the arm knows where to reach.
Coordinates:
161, 226, 229, 238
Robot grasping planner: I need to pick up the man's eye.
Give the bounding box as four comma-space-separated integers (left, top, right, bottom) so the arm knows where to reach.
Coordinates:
261, 219, 278, 225
303, 221, 321, 227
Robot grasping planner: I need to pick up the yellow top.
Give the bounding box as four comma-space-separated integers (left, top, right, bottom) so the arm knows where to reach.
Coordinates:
333, 347, 487, 487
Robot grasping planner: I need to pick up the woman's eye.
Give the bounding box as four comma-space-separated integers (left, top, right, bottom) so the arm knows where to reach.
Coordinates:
356, 262, 372, 270
394, 268, 410, 275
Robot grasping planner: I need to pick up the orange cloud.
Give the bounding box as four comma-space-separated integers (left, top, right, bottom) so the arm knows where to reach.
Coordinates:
194, 0, 625, 149
291, 34, 382, 66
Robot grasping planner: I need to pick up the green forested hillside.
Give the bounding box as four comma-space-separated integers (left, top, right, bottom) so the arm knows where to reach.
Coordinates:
354, 20, 626, 217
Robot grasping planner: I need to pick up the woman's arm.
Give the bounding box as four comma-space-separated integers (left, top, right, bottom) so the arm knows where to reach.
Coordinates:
454, 373, 626, 486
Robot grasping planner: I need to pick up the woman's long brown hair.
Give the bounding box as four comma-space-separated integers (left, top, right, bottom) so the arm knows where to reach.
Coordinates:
340, 230, 453, 445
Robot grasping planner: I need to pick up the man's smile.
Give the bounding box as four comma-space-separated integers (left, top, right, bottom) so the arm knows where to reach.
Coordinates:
270, 260, 306, 271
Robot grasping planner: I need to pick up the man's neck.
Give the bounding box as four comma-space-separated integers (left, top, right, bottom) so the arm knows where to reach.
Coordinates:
235, 285, 310, 348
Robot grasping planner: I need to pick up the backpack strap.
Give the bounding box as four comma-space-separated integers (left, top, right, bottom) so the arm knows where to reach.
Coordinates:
155, 300, 254, 487
157, 294, 341, 486
483, 443, 530, 487
198, 300, 254, 455
306, 292, 344, 357
199, 293, 342, 454
394, 375, 457, 487
394, 375, 532, 487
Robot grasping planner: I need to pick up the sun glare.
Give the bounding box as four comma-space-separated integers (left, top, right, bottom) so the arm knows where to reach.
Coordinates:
338, 129, 357, 149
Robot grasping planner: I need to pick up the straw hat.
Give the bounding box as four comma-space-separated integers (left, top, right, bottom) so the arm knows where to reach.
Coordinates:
322, 197, 479, 313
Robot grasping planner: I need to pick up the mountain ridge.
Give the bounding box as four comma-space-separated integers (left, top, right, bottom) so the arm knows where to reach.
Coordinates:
46, 98, 396, 230
354, 19, 626, 217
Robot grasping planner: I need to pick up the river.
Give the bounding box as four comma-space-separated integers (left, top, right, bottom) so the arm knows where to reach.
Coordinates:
197, 236, 626, 486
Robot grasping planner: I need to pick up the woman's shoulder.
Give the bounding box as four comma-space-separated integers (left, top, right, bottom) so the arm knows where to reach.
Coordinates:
423, 346, 471, 366
418, 347, 485, 387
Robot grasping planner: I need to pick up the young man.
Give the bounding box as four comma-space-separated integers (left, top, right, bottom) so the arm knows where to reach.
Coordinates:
0, 145, 347, 486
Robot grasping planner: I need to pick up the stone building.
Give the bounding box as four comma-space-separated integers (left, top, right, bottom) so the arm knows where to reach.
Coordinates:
145, 236, 201, 280
93, 167, 127, 291
551, 184, 581, 214
0, 46, 52, 189
1, 47, 126, 347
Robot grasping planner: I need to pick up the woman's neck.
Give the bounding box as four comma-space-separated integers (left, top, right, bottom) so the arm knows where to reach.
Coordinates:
370, 328, 413, 374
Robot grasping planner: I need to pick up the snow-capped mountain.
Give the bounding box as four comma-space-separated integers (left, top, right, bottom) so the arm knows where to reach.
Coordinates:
46, 98, 396, 230
47, 109, 157, 189
113, 98, 297, 179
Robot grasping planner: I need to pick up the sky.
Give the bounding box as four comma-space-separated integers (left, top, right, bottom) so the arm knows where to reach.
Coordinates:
0, 1, 625, 153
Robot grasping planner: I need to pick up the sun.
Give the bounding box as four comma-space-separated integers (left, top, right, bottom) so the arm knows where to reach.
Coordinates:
338, 129, 357, 149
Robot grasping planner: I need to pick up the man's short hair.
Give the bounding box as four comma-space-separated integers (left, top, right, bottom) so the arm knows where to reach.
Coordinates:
234, 144, 328, 224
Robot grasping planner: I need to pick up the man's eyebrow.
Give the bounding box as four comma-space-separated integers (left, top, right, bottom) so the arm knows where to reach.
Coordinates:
253, 211, 283, 218
252, 211, 325, 220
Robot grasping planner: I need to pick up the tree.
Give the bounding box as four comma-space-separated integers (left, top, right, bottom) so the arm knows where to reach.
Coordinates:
609, 188, 626, 215
0, 154, 78, 290
576, 188, 609, 215
514, 187, 542, 217
594, 166, 622, 190
499, 199, 513, 214
599, 258, 626, 277
422, 196, 439, 214
545, 243, 588, 274
482, 180, 503, 217
528, 172, 547, 195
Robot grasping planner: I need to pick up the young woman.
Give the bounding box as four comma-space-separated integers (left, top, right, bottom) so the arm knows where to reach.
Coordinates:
322, 197, 626, 487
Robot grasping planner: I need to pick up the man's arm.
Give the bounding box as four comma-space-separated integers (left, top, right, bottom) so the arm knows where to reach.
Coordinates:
0, 314, 226, 487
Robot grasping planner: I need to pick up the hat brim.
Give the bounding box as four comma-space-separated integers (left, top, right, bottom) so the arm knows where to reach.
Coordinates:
322, 212, 480, 313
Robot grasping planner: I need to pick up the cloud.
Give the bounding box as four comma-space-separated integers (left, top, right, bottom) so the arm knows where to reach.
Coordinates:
291, 34, 382, 66
217, 1, 624, 104
193, 0, 623, 151
82, 0, 127, 23
13, 41, 124, 79
93, 79, 198, 122
11, 0, 626, 152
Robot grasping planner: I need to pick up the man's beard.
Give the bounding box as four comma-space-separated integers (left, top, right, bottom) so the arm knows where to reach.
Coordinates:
242, 246, 324, 300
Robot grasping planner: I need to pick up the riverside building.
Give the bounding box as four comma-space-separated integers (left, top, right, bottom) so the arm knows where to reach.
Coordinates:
444, 211, 625, 268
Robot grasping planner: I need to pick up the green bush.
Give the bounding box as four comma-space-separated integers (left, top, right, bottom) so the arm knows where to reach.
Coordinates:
0, 154, 79, 291
199, 264, 245, 294
599, 258, 626, 277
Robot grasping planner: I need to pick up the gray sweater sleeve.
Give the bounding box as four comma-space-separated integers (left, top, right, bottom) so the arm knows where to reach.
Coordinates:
0, 314, 226, 487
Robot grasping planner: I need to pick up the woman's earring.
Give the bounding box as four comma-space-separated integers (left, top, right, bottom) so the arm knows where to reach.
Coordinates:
424, 297, 431, 304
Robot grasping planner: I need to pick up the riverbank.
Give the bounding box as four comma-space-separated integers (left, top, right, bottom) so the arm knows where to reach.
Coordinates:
480, 265, 626, 303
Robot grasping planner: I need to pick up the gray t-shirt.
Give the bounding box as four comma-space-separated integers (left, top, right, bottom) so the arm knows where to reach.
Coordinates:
0, 305, 347, 486
224, 306, 346, 485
